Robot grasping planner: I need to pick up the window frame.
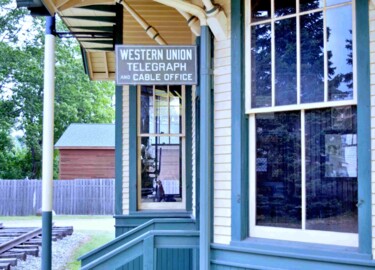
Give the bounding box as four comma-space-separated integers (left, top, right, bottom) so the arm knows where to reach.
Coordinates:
245, 0, 359, 247
136, 85, 187, 211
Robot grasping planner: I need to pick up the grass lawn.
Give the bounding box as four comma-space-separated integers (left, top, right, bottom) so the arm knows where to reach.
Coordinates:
0, 215, 115, 269
67, 230, 114, 270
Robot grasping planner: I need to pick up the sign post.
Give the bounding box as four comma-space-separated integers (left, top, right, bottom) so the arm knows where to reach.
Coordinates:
116, 45, 197, 85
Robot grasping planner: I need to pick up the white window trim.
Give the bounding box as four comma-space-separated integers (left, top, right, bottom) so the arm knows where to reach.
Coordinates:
246, 0, 358, 247
137, 85, 186, 210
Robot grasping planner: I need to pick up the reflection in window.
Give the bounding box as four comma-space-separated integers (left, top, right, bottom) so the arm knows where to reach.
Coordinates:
139, 86, 184, 206
251, 0, 271, 22
300, 0, 323, 12
275, 18, 297, 106
140, 86, 154, 134
155, 86, 169, 134
305, 106, 357, 233
275, 0, 296, 17
327, 6, 353, 101
140, 136, 182, 203
300, 12, 324, 103
249, 0, 354, 109
256, 112, 301, 228
251, 24, 272, 108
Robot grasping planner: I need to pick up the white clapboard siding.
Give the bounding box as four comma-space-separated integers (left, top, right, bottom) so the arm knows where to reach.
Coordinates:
213, 0, 232, 245
123, 86, 130, 215
370, 1, 375, 258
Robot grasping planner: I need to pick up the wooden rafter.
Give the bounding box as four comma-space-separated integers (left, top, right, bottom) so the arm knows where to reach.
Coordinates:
58, 0, 114, 11
86, 51, 94, 80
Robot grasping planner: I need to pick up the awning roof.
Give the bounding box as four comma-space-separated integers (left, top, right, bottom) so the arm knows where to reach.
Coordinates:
18, 0, 194, 81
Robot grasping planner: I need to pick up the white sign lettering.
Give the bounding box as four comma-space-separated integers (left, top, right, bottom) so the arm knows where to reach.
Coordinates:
116, 45, 197, 85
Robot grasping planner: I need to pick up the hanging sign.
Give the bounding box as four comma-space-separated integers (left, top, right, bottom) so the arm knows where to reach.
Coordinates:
115, 45, 197, 85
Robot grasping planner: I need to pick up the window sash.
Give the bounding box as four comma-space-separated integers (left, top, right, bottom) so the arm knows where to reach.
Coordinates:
137, 85, 186, 210
245, 0, 357, 114
248, 110, 358, 247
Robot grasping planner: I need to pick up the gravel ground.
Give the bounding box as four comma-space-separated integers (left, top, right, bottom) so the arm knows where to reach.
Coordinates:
11, 232, 89, 270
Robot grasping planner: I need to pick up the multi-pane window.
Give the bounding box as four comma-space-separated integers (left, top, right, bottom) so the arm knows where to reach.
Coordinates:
246, 0, 357, 246
138, 85, 185, 210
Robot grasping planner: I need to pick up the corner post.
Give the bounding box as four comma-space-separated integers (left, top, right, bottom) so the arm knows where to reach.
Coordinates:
41, 15, 56, 270
115, 3, 124, 217
199, 25, 212, 270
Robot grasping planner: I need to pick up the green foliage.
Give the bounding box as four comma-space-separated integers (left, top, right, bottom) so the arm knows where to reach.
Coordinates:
0, 0, 115, 179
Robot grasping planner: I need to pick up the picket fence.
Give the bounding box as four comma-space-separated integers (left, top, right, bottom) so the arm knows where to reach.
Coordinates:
0, 179, 114, 216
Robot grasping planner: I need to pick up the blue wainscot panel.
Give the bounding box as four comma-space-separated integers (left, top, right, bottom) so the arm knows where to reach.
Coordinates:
119, 249, 193, 270
114, 215, 195, 270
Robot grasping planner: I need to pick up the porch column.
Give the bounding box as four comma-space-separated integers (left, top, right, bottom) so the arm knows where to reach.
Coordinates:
41, 15, 56, 270
199, 25, 212, 270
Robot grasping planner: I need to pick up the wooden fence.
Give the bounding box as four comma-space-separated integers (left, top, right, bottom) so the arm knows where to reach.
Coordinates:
0, 179, 114, 216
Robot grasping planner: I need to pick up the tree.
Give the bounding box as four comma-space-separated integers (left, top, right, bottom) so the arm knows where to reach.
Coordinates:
0, 0, 115, 179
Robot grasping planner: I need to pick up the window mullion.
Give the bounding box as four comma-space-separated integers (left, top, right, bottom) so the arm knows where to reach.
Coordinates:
301, 109, 306, 230
296, 0, 301, 105
271, 0, 275, 107
323, 8, 328, 102
153, 85, 156, 134
168, 86, 170, 136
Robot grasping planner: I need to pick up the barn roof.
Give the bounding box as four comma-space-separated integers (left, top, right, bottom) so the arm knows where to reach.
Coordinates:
55, 123, 115, 149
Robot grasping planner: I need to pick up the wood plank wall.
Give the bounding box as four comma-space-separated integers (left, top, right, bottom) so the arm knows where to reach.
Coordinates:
59, 149, 115, 180
0, 179, 114, 215
123, 86, 130, 215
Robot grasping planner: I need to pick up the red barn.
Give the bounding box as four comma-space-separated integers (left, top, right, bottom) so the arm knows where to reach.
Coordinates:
55, 124, 115, 180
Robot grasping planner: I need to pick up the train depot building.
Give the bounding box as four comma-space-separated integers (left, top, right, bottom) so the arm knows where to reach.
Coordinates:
16, 0, 375, 269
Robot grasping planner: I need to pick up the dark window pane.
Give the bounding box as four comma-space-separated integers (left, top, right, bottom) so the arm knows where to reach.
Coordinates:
327, 6, 353, 101
275, 18, 297, 106
140, 86, 154, 134
305, 106, 357, 233
300, 12, 324, 103
251, 24, 272, 108
256, 112, 301, 228
140, 136, 182, 203
300, 0, 323, 12
251, 0, 271, 22
326, 0, 350, 6
275, 0, 296, 17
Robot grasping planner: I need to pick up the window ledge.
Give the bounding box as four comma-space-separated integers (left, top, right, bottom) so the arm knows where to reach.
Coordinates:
212, 238, 375, 267
115, 210, 192, 218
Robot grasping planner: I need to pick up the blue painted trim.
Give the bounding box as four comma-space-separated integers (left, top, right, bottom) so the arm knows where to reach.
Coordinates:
41, 211, 52, 270
211, 244, 375, 269
225, 0, 372, 266
195, 37, 201, 98
45, 16, 55, 35
231, 0, 248, 242
129, 85, 137, 214
199, 25, 212, 270
195, 95, 201, 229
355, 0, 372, 255
81, 217, 196, 265
185, 87, 193, 212
115, 86, 123, 216
114, 3, 123, 216
143, 236, 155, 270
